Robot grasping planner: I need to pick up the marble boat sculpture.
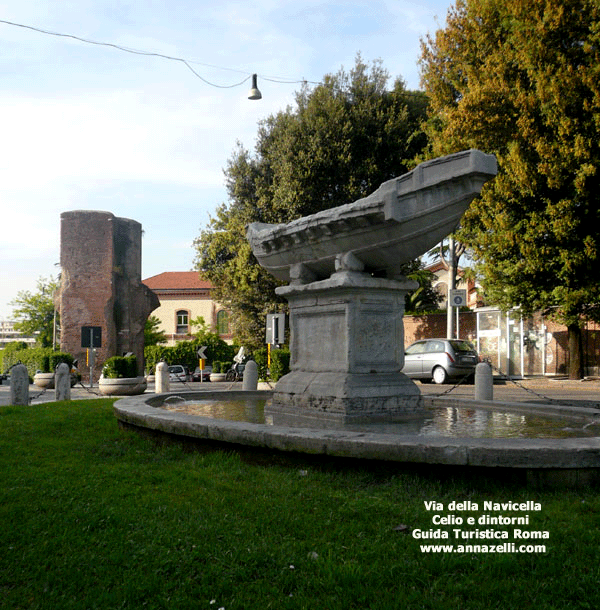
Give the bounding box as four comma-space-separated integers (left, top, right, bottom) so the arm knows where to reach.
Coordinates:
247, 149, 497, 423
247, 149, 497, 283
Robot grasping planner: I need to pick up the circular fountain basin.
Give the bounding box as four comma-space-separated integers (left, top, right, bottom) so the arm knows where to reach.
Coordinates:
113, 390, 600, 488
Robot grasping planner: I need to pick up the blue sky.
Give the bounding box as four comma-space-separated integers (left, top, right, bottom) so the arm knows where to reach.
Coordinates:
0, 0, 452, 318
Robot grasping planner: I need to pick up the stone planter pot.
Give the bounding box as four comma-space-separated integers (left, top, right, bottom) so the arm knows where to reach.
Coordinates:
33, 372, 55, 389
209, 372, 228, 382
99, 376, 147, 396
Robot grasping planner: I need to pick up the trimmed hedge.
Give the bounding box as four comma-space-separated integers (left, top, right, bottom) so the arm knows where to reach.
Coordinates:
1, 346, 74, 379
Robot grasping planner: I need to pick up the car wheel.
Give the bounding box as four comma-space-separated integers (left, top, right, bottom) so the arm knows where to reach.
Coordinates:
432, 366, 448, 384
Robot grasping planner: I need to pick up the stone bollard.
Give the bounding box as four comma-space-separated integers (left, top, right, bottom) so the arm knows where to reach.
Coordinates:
156, 361, 170, 393
55, 362, 71, 401
10, 364, 29, 406
474, 362, 493, 401
242, 360, 258, 391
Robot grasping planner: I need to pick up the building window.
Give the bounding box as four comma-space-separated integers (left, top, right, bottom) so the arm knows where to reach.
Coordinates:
216, 310, 230, 335
176, 310, 189, 335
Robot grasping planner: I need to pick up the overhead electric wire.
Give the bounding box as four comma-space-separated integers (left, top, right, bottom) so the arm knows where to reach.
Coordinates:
0, 18, 425, 96
0, 18, 319, 89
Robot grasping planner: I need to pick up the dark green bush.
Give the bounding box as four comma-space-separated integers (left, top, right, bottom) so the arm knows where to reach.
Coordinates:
212, 361, 232, 374
47, 352, 74, 373
102, 355, 138, 378
1, 347, 73, 378
251, 347, 268, 380
270, 348, 290, 382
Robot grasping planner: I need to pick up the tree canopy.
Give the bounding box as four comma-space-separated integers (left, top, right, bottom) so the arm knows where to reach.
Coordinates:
195, 56, 430, 349
419, 0, 600, 377
10, 276, 59, 348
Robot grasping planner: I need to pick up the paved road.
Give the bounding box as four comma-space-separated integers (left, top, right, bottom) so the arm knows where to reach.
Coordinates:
418, 376, 600, 409
1, 376, 599, 409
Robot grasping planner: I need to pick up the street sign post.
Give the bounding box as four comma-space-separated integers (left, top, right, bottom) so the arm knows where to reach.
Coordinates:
81, 326, 102, 348
449, 289, 467, 338
266, 313, 286, 368
449, 289, 467, 307
81, 326, 102, 387
266, 313, 285, 345
197, 346, 207, 382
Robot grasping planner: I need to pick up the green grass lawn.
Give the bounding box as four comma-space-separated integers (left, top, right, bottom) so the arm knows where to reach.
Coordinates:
1, 399, 599, 609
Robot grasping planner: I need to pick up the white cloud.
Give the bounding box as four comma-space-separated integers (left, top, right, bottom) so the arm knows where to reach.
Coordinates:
0, 91, 229, 190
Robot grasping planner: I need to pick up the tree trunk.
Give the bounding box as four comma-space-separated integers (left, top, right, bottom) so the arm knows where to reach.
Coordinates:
567, 322, 584, 379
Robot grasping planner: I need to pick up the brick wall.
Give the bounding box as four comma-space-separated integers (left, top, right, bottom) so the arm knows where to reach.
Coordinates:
404, 311, 600, 377
404, 311, 477, 345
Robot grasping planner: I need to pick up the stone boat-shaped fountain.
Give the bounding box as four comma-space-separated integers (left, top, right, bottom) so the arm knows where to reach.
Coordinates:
247, 149, 497, 283
247, 150, 497, 423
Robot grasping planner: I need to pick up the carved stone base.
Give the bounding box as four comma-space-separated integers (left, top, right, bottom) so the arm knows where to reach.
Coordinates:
270, 270, 423, 423
269, 370, 423, 424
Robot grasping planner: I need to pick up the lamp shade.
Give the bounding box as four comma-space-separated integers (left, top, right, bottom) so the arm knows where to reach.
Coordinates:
248, 74, 262, 100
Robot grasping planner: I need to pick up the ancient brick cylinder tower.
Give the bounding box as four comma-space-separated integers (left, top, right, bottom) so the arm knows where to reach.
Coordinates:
58, 211, 159, 378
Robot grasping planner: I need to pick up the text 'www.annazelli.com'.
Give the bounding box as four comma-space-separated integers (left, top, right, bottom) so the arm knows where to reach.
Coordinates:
420, 543, 546, 554
418, 500, 549, 554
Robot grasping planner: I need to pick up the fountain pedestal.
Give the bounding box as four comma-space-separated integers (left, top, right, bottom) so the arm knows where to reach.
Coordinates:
269, 269, 422, 423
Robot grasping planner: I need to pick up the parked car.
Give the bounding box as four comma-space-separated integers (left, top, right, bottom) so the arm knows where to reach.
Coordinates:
402, 339, 479, 384
192, 365, 212, 382
168, 365, 190, 383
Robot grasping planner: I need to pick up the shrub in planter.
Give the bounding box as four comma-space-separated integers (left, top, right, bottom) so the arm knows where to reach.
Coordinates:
5, 347, 73, 381
48, 352, 74, 373
102, 355, 138, 379
100, 355, 146, 396
30, 350, 75, 388
209, 361, 228, 381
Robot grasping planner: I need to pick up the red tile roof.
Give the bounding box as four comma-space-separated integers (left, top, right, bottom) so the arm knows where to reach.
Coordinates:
143, 271, 213, 291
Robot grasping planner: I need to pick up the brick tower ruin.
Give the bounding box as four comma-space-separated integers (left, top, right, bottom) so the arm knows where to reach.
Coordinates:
58, 211, 159, 378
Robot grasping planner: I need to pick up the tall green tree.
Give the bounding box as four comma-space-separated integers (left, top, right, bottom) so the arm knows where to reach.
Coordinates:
9, 276, 59, 348
144, 315, 167, 347
419, 0, 600, 378
195, 56, 429, 349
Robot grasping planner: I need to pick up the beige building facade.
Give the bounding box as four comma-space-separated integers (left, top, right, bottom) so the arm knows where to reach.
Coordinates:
142, 272, 231, 345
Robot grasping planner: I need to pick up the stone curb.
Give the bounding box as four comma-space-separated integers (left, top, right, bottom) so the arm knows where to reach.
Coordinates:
113, 391, 600, 471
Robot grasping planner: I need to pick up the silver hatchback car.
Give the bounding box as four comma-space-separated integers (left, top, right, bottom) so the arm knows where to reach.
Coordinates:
402, 338, 479, 384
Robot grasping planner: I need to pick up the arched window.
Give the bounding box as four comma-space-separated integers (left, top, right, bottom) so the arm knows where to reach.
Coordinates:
216, 310, 230, 335
176, 310, 189, 335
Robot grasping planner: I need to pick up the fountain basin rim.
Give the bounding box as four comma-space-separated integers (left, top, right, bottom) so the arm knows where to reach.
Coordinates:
114, 390, 600, 470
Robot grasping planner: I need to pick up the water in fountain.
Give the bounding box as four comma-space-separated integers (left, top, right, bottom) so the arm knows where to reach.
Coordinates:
161, 397, 598, 439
